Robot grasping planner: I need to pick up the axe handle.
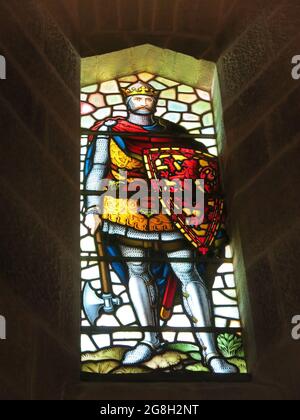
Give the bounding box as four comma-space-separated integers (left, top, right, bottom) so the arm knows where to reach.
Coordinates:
95, 230, 112, 295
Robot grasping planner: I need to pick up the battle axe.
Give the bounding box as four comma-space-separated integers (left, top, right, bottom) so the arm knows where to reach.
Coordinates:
83, 230, 122, 325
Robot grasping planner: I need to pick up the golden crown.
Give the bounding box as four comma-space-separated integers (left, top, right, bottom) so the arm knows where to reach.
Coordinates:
121, 82, 158, 98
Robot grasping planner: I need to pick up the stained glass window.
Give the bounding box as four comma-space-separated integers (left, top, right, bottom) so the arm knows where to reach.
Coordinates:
80, 68, 247, 378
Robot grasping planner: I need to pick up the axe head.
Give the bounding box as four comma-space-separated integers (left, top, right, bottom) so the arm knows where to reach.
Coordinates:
83, 282, 122, 325
83, 282, 103, 325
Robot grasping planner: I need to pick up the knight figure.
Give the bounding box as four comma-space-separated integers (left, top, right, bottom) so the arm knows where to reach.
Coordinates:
84, 80, 238, 374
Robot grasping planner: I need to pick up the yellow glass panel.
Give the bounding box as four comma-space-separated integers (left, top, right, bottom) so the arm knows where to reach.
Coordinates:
156, 76, 179, 87
178, 84, 194, 93
137, 72, 155, 82
119, 82, 131, 88
178, 93, 198, 104
159, 88, 177, 100
118, 75, 138, 83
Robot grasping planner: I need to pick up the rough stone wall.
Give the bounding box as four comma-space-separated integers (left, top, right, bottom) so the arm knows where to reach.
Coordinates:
42, 0, 230, 59
0, 0, 80, 399
218, 0, 300, 399
0, 0, 299, 400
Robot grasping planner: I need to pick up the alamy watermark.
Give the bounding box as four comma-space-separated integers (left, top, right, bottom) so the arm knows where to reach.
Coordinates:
291, 55, 300, 80
0, 54, 6, 80
0, 315, 6, 340
86, 171, 205, 226
291, 315, 300, 340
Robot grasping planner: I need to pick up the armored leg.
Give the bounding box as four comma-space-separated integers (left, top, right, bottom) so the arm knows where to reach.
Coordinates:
120, 245, 162, 365
167, 249, 238, 373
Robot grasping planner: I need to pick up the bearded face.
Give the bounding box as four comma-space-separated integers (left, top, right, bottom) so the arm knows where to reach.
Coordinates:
127, 95, 157, 115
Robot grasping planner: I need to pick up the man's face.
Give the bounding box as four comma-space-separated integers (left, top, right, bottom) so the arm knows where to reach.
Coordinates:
128, 95, 156, 115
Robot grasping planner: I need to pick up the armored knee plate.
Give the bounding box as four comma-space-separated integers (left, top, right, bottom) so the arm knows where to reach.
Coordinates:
183, 280, 213, 326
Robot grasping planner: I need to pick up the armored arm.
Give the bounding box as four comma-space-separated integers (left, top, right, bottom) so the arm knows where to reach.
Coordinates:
85, 124, 110, 214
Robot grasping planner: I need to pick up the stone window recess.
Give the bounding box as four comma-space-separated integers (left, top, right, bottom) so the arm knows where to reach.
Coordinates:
80, 45, 247, 377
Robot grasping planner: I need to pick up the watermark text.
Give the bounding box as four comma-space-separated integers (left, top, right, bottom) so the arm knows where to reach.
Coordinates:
291, 315, 300, 340
0, 55, 6, 80
86, 170, 205, 226
292, 55, 300, 80
0, 315, 6, 340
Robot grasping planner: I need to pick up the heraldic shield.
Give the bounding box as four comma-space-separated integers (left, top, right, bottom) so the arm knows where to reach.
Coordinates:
143, 147, 225, 255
